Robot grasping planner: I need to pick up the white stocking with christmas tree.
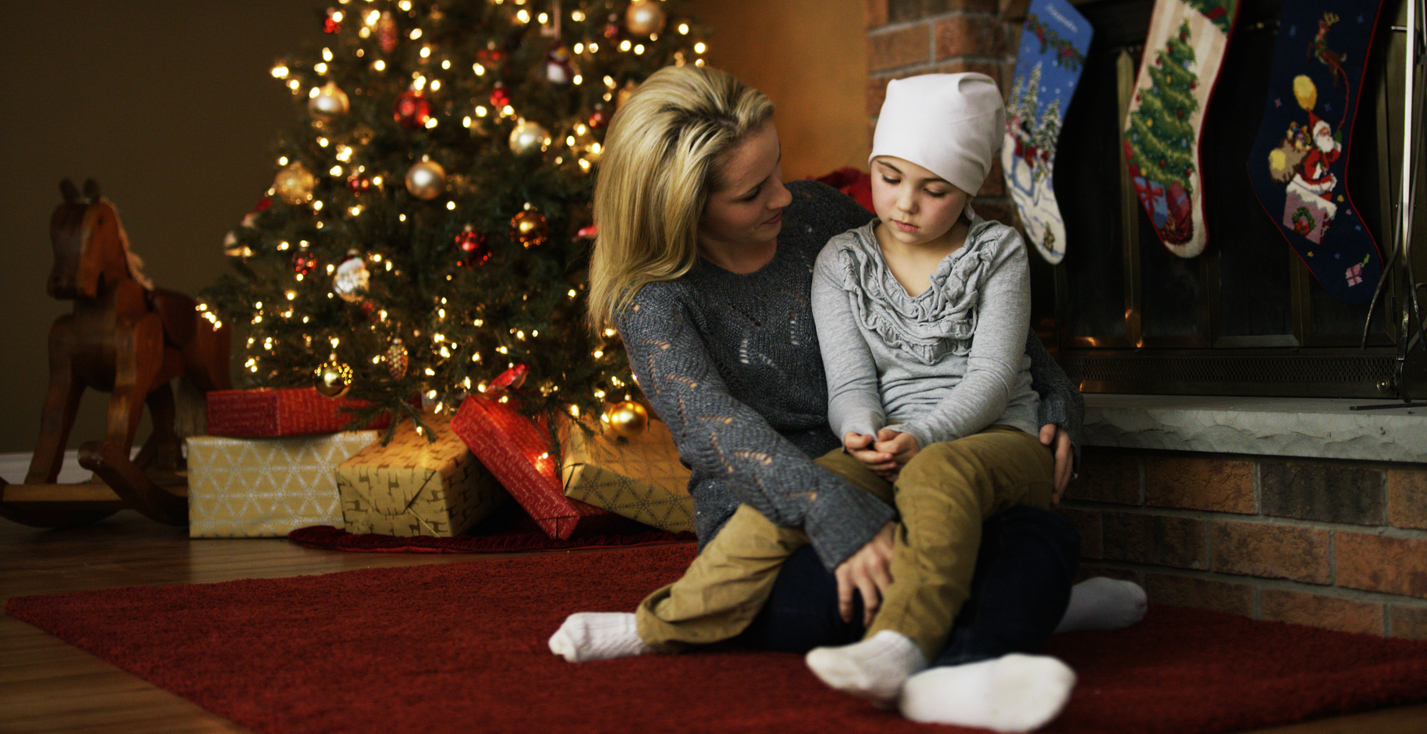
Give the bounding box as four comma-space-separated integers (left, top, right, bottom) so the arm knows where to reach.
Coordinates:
1245, 1, 1387, 304
1003, 0, 1094, 265
1122, 0, 1241, 258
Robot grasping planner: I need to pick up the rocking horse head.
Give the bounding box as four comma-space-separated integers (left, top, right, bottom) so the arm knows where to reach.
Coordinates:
48, 179, 153, 301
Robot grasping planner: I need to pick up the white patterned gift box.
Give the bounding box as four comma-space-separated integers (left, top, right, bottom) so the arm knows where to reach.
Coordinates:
186, 432, 378, 538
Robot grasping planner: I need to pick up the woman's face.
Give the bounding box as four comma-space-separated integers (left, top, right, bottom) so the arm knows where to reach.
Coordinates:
697, 121, 792, 256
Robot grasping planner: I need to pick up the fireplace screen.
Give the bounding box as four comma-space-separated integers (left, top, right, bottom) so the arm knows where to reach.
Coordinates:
1038, 0, 1425, 399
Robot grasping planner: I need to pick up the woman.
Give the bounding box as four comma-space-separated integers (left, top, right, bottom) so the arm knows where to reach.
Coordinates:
553, 65, 1143, 731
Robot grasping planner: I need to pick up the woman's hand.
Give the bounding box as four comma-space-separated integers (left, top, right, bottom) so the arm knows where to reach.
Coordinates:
1039, 424, 1074, 504
834, 521, 896, 626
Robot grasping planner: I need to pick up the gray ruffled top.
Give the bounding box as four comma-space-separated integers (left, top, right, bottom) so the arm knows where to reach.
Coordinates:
811, 212, 1041, 451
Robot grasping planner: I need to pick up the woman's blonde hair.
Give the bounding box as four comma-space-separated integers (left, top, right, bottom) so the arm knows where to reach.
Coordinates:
586, 64, 773, 331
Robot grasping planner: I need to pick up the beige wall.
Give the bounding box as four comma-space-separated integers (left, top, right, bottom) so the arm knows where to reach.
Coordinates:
688, 0, 870, 180
0, 2, 869, 456
0, 3, 322, 455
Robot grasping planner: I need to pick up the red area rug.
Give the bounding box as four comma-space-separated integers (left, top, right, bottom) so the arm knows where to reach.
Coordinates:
8, 545, 1427, 734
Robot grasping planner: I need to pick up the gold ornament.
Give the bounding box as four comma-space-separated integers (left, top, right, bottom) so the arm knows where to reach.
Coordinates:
308, 81, 350, 119
273, 161, 316, 204
314, 359, 354, 398
511, 208, 548, 248
625, 1, 666, 36
386, 338, 408, 379
509, 119, 551, 155
405, 159, 447, 200
333, 253, 369, 302
602, 400, 649, 439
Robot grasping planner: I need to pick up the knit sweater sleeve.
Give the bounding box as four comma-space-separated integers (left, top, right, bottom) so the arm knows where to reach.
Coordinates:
618, 284, 896, 570
1026, 330, 1085, 470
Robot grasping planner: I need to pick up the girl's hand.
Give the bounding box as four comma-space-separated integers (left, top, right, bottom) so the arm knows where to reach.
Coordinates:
873, 429, 920, 475
834, 521, 896, 626
844, 432, 898, 476
1038, 424, 1074, 504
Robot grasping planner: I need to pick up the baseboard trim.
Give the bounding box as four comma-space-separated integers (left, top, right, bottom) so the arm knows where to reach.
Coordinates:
2, 451, 105, 484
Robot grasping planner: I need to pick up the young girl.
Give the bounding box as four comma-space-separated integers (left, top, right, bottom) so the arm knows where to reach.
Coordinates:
804, 71, 1080, 726
550, 68, 1144, 733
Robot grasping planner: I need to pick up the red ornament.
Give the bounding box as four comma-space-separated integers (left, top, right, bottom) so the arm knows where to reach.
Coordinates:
588, 105, 609, 129
603, 15, 623, 40
324, 9, 342, 33
490, 82, 511, 109
476, 45, 507, 67
378, 11, 398, 53
347, 175, 372, 194
455, 227, 491, 267
292, 253, 317, 275
394, 90, 431, 128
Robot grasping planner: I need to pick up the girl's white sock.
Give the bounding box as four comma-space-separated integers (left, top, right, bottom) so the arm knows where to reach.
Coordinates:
547, 612, 654, 663
1055, 577, 1148, 634
899, 653, 1076, 732
805, 630, 927, 706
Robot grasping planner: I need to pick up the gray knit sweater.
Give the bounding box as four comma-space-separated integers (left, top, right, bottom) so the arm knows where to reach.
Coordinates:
813, 214, 1041, 450
616, 180, 1082, 570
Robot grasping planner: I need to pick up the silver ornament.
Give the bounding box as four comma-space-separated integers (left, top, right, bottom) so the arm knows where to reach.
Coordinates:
308, 81, 350, 119
508, 119, 551, 155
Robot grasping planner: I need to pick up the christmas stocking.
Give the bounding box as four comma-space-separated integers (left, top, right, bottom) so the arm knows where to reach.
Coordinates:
1122, 0, 1241, 258
1003, 0, 1094, 265
1246, 1, 1387, 305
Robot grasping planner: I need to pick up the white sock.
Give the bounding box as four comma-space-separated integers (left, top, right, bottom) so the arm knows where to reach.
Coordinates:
547, 612, 654, 663
899, 654, 1076, 732
805, 630, 927, 706
1054, 577, 1148, 634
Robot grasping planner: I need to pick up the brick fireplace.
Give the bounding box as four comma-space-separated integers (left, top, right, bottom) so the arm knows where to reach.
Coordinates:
863, 0, 1427, 639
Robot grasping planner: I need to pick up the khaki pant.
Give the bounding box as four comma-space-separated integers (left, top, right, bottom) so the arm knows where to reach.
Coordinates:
635, 425, 1055, 659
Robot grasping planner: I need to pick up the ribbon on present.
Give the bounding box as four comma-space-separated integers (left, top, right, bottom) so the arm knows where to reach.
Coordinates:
1132, 176, 1165, 208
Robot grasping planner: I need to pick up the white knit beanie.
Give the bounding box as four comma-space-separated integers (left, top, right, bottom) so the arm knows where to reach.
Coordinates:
869, 73, 1006, 195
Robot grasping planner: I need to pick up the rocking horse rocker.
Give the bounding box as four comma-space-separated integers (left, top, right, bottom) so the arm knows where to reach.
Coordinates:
0, 180, 231, 527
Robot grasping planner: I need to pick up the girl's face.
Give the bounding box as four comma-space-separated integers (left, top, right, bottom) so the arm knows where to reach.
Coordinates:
698, 121, 792, 257
870, 156, 970, 250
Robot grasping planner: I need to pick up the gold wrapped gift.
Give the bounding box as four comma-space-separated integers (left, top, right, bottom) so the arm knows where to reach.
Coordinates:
187, 431, 379, 538
336, 413, 506, 537
561, 419, 693, 533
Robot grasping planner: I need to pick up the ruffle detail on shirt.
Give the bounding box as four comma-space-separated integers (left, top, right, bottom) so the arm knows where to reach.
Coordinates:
832, 221, 998, 366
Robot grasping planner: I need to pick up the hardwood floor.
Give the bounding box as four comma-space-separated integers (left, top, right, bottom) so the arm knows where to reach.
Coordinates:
3, 511, 1425, 733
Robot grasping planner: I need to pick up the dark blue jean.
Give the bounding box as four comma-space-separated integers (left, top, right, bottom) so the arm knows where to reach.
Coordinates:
733, 506, 1079, 667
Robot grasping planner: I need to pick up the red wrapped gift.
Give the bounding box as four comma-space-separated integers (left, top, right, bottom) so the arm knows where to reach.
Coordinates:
207, 388, 391, 437
451, 395, 620, 539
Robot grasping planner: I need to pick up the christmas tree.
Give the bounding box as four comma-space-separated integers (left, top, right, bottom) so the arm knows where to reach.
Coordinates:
1123, 19, 1199, 244
203, 0, 709, 432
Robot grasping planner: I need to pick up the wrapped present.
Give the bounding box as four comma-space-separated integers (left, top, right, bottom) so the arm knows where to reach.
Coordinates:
452, 396, 624, 539
561, 419, 693, 533
336, 413, 506, 537
206, 387, 390, 437
186, 431, 378, 538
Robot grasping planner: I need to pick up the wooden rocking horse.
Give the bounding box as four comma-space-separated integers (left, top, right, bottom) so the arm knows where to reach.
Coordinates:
0, 180, 231, 527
